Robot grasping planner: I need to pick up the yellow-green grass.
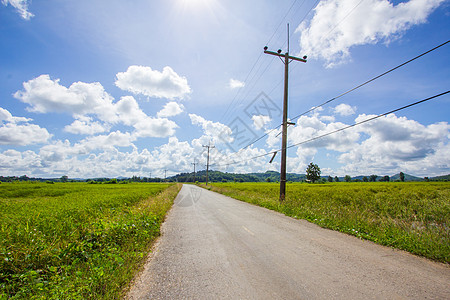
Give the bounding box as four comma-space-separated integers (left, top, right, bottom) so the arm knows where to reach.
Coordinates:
0, 182, 181, 299
205, 182, 449, 263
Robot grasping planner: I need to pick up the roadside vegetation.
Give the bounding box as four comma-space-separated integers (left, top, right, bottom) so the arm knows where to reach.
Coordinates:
205, 182, 449, 264
0, 182, 180, 299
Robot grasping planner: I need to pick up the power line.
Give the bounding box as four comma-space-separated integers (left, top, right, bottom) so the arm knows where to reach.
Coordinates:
286, 90, 450, 150
229, 39, 450, 154
221, 0, 318, 125
266, 0, 301, 46
289, 39, 450, 122
211, 90, 449, 167
220, 0, 304, 124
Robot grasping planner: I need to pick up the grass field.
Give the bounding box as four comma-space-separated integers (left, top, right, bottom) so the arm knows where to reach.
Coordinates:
206, 182, 449, 264
0, 182, 180, 299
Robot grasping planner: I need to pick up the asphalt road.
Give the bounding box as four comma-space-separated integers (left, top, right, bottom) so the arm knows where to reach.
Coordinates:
127, 184, 449, 299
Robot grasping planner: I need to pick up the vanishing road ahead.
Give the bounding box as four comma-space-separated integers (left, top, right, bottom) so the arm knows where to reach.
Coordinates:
128, 184, 449, 299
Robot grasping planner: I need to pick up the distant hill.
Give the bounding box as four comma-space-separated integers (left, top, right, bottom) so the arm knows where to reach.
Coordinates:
430, 174, 450, 181
169, 171, 449, 183
170, 170, 306, 183
390, 173, 423, 182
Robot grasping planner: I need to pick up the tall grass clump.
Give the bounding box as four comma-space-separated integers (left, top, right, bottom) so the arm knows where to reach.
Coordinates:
0, 182, 181, 299
208, 182, 449, 263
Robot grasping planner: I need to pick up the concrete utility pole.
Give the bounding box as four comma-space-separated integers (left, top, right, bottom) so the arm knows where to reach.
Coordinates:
191, 160, 198, 182
202, 142, 215, 186
164, 169, 168, 183
264, 24, 307, 202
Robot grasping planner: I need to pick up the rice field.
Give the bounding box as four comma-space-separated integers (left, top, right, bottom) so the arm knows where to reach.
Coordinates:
0, 182, 180, 299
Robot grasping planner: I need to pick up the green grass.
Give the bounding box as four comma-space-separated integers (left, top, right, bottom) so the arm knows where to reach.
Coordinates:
0, 182, 181, 299
205, 182, 450, 263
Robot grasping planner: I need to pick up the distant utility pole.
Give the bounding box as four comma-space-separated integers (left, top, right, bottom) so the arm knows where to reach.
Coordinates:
191, 160, 198, 182
264, 23, 307, 202
164, 169, 167, 183
202, 142, 215, 186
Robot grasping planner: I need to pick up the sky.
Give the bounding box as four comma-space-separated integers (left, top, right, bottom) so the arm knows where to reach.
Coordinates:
0, 0, 449, 179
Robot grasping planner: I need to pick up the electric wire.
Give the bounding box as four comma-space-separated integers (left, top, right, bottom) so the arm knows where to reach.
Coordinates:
220, 0, 302, 124
289, 39, 450, 122
211, 90, 450, 167
230, 39, 450, 154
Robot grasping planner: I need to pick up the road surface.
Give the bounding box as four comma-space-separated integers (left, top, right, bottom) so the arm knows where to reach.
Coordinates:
127, 184, 449, 299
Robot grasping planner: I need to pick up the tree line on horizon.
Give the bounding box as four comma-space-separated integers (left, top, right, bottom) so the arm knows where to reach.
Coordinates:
0, 171, 448, 183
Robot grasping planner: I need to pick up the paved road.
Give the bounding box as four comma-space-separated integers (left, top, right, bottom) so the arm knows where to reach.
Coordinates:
128, 184, 449, 299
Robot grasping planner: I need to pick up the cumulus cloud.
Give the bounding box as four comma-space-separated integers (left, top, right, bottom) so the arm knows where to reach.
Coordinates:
229, 78, 245, 89
0, 107, 31, 123
14, 74, 117, 122
297, 0, 445, 66
0, 123, 52, 146
134, 117, 178, 138
334, 103, 356, 116
251, 115, 271, 130
14, 76, 178, 138
115, 65, 191, 100
0, 107, 51, 146
289, 114, 360, 152
338, 114, 449, 176
64, 119, 108, 135
0, 150, 42, 175
157, 102, 184, 118
2, 0, 34, 20
189, 113, 233, 143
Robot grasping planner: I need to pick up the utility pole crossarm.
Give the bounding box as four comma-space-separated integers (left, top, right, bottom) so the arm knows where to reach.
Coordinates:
202, 143, 215, 186
263, 49, 307, 63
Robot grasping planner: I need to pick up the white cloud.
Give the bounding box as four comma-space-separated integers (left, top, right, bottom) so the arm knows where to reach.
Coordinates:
189, 113, 233, 143
0, 107, 31, 123
2, 0, 34, 20
289, 114, 360, 152
14, 75, 117, 122
115, 65, 191, 100
157, 102, 184, 118
0, 123, 52, 146
0, 150, 42, 175
297, 0, 445, 66
252, 115, 271, 130
338, 114, 449, 176
77, 131, 136, 152
134, 117, 178, 138
64, 119, 108, 135
0, 107, 51, 146
114, 96, 148, 126
14, 77, 178, 138
334, 103, 356, 116
229, 78, 245, 89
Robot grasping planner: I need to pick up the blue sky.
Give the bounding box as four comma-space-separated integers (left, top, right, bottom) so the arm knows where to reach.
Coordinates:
0, 0, 449, 179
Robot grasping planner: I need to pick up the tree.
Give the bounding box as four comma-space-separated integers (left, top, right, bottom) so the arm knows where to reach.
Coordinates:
363, 176, 368, 182
369, 174, 378, 182
334, 176, 340, 182
306, 163, 321, 183
344, 175, 352, 182
399, 172, 405, 182
380, 175, 390, 182
328, 176, 333, 183
60, 175, 68, 183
